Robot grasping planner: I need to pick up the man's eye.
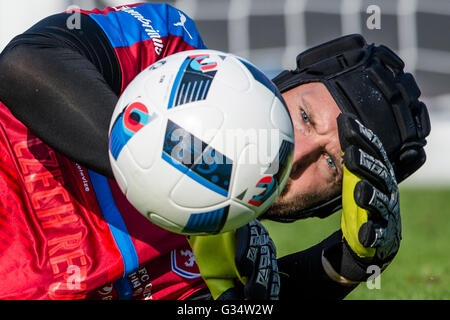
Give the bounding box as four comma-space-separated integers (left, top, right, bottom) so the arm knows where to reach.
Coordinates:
301, 110, 310, 124
326, 156, 336, 169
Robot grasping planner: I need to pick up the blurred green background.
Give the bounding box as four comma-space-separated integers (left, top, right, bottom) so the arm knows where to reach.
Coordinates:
264, 187, 450, 300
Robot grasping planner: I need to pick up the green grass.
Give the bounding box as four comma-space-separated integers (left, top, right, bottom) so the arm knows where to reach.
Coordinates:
263, 187, 450, 300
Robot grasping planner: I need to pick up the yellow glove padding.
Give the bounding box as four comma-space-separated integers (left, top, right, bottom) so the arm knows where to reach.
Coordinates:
188, 231, 245, 300
341, 165, 376, 259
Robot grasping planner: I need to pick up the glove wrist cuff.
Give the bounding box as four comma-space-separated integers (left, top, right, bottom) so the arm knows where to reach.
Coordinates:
322, 238, 389, 283
321, 250, 360, 286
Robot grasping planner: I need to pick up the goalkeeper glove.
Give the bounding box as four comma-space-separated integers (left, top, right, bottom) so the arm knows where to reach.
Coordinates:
338, 113, 401, 262
323, 114, 402, 283
188, 220, 280, 300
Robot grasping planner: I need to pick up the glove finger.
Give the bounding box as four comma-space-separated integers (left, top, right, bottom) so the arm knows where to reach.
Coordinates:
246, 225, 277, 300
265, 237, 279, 300
355, 176, 400, 222
244, 243, 272, 300
235, 220, 269, 276
269, 251, 280, 300
344, 145, 396, 194
358, 220, 387, 248
337, 113, 394, 175
354, 180, 390, 220
375, 213, 402, 261
236, 220, 279, 300
353, 118, 396, 180
355, 180, 401, 250
354, 180, 389, 248
235, 222, 254, 277
360, 213, 402, 260
337, 113, 383, 161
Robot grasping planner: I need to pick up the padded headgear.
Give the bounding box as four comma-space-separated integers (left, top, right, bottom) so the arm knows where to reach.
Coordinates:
271, 34, 431, 222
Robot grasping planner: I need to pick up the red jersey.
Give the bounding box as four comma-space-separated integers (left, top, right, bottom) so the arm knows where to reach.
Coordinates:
0, 2, 207, 300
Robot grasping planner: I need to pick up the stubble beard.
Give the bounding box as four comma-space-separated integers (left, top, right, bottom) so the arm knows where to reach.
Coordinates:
261, 179, 339, 220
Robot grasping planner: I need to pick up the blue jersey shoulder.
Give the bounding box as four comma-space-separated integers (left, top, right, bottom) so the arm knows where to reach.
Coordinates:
88, 3, 206, 50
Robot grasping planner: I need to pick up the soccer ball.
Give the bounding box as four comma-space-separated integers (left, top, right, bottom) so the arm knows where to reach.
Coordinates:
108, 49, 294, 235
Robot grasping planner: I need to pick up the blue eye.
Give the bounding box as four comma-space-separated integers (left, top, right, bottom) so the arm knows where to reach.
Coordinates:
301, 111, 310, 124
326, 156, 336, 169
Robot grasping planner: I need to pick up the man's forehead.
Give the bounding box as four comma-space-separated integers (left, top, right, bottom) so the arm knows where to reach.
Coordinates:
298, 82, 340, 111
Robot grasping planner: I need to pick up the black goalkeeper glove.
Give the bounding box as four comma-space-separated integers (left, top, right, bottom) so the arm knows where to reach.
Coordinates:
232, 220, 280, 300
323, 114, 402, 283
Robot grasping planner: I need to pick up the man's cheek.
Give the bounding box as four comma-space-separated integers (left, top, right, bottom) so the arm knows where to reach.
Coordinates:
285, 179, 312, 204
278, 178, 293, 198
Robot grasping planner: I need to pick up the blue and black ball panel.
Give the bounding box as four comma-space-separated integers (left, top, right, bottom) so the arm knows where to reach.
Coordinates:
110, 102, 155, 160
168, 54, 224, 109
162, 119, 233, 197
182, 206, 230, 234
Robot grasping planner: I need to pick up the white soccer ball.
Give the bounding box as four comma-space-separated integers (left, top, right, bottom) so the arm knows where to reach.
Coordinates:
108, 49, 294, 235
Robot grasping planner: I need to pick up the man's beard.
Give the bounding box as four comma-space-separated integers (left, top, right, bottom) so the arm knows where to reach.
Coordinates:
260, 179, 339, 220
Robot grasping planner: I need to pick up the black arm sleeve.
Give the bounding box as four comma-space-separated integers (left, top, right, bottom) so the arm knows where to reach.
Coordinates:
277, 230, 358, 300
0, 13, 122, 177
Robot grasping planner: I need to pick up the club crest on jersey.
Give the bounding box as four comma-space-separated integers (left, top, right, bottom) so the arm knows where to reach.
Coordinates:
170, 249, 201, 279
109, 101, 156, 160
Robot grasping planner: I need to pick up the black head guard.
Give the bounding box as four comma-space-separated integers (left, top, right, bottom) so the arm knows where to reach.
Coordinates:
271, 34, 431, 222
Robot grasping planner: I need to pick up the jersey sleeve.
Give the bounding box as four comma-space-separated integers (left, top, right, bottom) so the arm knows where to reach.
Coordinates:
75, 3, 207, 92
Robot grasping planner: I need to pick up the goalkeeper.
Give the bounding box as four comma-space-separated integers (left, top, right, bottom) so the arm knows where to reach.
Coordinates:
0, 3, 430, 300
